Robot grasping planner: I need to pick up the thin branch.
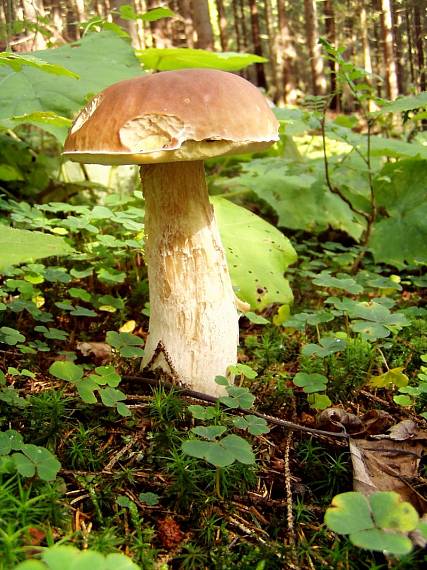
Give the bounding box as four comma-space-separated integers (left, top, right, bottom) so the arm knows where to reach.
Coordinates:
122, 375, 349, 440
320, 110, 369, 220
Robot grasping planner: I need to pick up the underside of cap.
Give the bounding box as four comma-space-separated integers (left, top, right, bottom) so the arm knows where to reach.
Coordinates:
63, 138, 275, 165
63, 69, 279, 164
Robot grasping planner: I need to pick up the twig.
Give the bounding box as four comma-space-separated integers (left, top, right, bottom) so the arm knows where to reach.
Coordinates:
103, 434, 142, 472
122, 375, 349, 440
319, 104, 368, 220
351, 117, 378, 272
284, 430, 296, 562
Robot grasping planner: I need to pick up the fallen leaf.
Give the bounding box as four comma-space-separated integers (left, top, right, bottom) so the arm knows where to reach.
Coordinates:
349, 420, 427, 515
119, 320, 137, 333
386, 419, 427, 441
76, 341, 112, 364
359, 409, 394, 436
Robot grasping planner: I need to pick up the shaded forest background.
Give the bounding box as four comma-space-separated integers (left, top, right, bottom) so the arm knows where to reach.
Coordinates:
1, 0, 426, 110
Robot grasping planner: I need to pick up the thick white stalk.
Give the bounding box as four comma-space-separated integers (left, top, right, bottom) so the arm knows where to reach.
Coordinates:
140, 161, 238, 396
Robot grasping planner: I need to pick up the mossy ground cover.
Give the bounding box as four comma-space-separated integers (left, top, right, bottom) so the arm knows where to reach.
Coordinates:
0, 211, 426, 568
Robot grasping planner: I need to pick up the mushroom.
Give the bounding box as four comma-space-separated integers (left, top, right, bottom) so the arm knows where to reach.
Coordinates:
63, 68, 279, 396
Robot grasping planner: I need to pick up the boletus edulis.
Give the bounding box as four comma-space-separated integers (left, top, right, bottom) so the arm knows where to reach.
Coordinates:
63, 68, 279, 396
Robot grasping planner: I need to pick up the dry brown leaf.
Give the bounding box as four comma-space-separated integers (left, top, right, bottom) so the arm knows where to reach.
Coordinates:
317, 407, 394, 437
385, 419, 427, 441
359, 409, 394, 436
349, 420, 427, 515
76, 341, 112, 364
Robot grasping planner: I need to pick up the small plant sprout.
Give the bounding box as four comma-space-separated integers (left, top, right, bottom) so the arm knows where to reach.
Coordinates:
293, 372, 332, 410
0, 429, 61, 481
49, 361, 131, 416
183, 376, 268, 496
63, 68, 279, 396
390, 355, 427, 417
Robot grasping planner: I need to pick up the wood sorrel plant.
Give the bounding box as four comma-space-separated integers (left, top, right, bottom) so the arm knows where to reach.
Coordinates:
182, 371, 269, 496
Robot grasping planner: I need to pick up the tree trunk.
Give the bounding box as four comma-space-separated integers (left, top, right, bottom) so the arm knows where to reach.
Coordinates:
360, 2, 376, 111
1, 0, 15, 50
276, 0, 298, 104
216, 0, 229, 51
190, 0, 214, 49
248, 0, 267, 89
413, 0, 426, 92
373, 15, 383, 97
324, 0, 339, 110
134, 0, 147, 49
238, 0, 255, 81
22, 0, 47, 49
65, 0, 80, 40
391, 0, 405, 94
110, 0, 139, 46
232, 0, 242, 51
304, 0, 327, 96
404, 4, 415, 86
380, 0, 399, 100
178, 0, 195, 47
146, 0, 173, 47
264, 0, 277, 99
360, 3, 373, 76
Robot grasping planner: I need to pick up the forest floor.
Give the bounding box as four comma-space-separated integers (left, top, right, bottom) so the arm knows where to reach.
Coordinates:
1, 225, 426, 570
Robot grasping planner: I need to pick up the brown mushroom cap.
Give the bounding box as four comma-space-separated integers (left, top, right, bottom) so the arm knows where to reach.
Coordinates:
63, 68, 279, 165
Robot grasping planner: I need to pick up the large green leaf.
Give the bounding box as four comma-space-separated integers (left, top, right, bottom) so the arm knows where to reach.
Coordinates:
370, 160, 427, 266
118, 5, 175, 22
212, 197, 297, 309
228, 158, 365, 240
374, 92, 427, 115
0, 32, 142, 141
328, 123, 427, 160
136, 47, 266, 72
0, 52, 79, 77
0, 227, 73, 270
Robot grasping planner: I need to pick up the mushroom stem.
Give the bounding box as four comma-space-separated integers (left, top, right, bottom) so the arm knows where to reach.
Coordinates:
140, 160, 238, 396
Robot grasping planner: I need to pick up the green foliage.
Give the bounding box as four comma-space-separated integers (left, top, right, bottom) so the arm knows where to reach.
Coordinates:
106, 331, 144, 358
312, 271, 363, 294
375, 92, 427, 115
49, 361, 131, 416
138, 492, 159, 506
0, 227, 73, 270
0, 52, 78, 78
0, 32, 142, 140
229, 156, 365, 240
325, 491, 421, 556
117, 5, 174, 22
326, 297, 409, 341
183, 377, 268, 469
370, 160, 427, 266
14, 545, 140, 570
231, 415, 269, 436
392, 355, 427, 417
0, 429, 60, 481
0, 326, 26, 345
136, 47, 267, 72
182, 434, 255, 468
293, 372, 328, 394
